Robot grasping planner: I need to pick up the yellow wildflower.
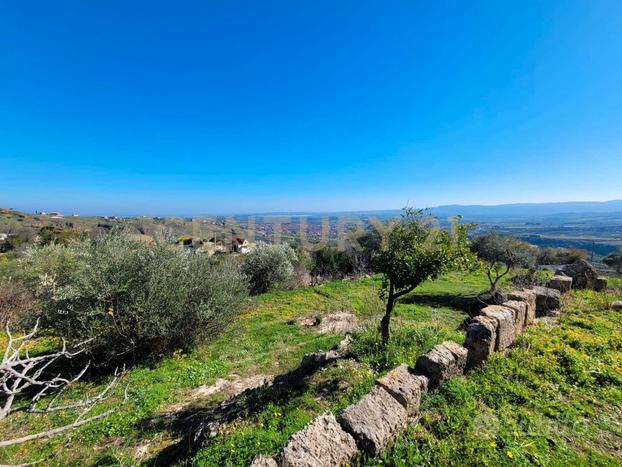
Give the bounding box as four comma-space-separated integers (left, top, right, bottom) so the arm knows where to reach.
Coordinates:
507, 451, 513, 458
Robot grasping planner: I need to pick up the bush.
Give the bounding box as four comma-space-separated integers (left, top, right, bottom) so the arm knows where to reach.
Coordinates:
242, 242, 297, 294
538, 247, 587, 265
37, 225, 85, 246
22, 234, 249, 365
0, 277, 35, 326
603, 248, 622, 273
311, 247, 355, 278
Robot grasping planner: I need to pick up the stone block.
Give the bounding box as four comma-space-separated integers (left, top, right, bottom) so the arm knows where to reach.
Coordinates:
503, 300, 528, 335
547, 276, 573, 293
376, 364, 428, 416
281, 412, 358, 467
594, 278, 608, 292
531, 286, 561, 315
480, 305, 515, 351
440, 341, 468, 373
339, 386, 407, 456
415, 343, 463, 389
507, 289, 537, 325
464, 315, 497, 370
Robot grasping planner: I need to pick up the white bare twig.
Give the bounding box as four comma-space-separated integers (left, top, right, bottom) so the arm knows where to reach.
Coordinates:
0, 382, 129, 448
0, 321, 129, 448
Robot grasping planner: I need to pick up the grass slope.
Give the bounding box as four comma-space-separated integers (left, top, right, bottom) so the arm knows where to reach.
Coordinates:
1, 272, 621, 466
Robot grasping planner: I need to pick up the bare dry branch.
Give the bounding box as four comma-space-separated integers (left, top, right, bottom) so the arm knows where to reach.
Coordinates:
0, 382, 129, 448
1, 322, 128, 448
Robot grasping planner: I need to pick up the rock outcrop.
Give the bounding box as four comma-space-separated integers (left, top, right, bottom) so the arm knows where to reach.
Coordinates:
556, 260, 599, 289
317, 312, 359, 335
250, 455, 278, 467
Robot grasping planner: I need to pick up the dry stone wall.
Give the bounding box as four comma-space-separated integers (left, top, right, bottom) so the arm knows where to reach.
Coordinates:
250, 284, 572, 466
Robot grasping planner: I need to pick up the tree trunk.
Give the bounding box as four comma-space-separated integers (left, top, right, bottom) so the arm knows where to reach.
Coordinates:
380, 287, 395, 346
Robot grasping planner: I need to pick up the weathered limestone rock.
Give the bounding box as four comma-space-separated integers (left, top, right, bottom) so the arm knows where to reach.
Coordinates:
280, 412, 358, 467
547, 275, 573, 293
464, 315, 497, 370
339, 386, 407, 456
507, 289, 537, 326
556, 259, 599, 289
532, 286, 561, 315
317, 312, 359, 335
299, 350, 340, 374
250, 455, 278, 467
337, 335, 354, 354
612, 301, 622, 311
376, 364, 428, 415
502, 300, 528, 335
440, 341, 468, 372
594, 278, 608, 292
415, 343, 463, 389
480, 305, 515, 351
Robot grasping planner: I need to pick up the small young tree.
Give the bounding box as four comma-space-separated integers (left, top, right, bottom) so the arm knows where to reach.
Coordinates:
471, 233, 538, 293
373, 209, 474, 345
603, 248, 622, 273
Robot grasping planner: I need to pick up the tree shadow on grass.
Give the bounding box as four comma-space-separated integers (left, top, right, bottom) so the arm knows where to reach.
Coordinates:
400, 291, 484, 321
140, 351, 341, 466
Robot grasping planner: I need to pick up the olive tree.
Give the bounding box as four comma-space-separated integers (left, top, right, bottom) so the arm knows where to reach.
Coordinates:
242, 242, 298, 294
603, 248, 622, 273
23, 234, 249, 366
471, 233, 538, 293
373, 209, 474, 345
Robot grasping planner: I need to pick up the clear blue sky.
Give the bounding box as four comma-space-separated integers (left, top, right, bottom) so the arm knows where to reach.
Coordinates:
1, 1, 621, 215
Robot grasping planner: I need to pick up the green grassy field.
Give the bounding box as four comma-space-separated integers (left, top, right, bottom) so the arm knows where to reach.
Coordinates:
1, 271, 621, 466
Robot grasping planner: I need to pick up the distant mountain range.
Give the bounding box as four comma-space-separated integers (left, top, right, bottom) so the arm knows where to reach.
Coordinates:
246, 200, 622, 222
426, 200, 622, 221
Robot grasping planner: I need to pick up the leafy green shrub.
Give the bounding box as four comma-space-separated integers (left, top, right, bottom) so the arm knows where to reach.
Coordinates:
22, 234, 249, 366
311, 247, 355, 278
537, 247, 587, 265
242, 242, 297, 294
0, 277, 35, 326
603, 248, 622, 273
37, 225, 86, 246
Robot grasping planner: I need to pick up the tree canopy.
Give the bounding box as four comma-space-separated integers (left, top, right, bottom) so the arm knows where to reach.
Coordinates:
373, 209, 474, 344
470, 233, 538, 292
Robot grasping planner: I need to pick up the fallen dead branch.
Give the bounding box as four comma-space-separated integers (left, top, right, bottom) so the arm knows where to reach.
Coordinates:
0, 321, 129, 447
